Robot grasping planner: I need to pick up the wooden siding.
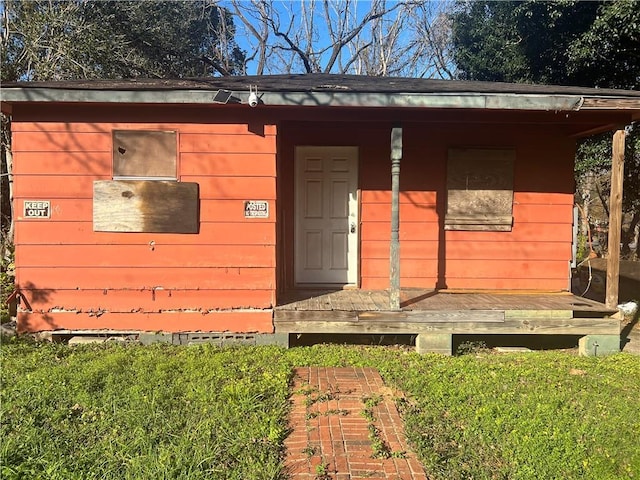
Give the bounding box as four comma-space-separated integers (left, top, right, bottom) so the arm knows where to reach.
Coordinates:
280, 121, 575, 293
13, 105, 581, 333
13, 115, 277, 333
18, 311, 273, 334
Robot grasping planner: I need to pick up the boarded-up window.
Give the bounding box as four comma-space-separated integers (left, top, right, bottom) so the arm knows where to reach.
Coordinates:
93, 180, 199, 233
96, 130, 198, 233
113, 130, 177, 179
445, 148, 515, 231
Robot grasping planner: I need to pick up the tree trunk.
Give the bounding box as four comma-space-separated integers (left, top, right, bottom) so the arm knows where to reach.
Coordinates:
1, 114, 13, 262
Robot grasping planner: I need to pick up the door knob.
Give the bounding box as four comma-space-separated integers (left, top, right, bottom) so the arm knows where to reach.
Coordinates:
350, 222, 356, 233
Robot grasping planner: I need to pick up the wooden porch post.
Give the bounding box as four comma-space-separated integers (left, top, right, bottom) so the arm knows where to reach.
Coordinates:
390, 125, 402, 310
605, 129, 626, 309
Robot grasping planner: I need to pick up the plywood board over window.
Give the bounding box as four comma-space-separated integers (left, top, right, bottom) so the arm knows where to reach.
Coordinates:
93, 130, 198, 233
446, 148, 515, 231
113, 130, 177, 179
93, 180, 199, 233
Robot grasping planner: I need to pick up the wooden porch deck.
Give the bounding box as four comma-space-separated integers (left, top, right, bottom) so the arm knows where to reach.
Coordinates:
274, 289, 620, 336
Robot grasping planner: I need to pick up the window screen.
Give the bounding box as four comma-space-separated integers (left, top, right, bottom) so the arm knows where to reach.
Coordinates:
445, 148, 515, 231
113, 130, 177, 179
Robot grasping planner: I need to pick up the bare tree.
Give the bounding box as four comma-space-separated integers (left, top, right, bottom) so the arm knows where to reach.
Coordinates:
229, 0, 455, 78
403, 2, 457, 78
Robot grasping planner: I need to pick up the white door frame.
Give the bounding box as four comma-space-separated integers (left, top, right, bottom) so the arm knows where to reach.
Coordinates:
294, 146, 359, 286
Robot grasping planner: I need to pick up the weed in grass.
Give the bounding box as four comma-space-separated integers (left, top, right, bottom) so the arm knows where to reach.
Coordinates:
360, 407, 375, 422
367, 424, 391, 459
363, 410, 406, 460
304, 387, 339, 407
302, 445, 316, 457
306, 408, 348, 420
362, 394, 382, 409
295, 386, 318, 396
326, 408, 349, 416
314, 460, 331, 480
361, 394, 382, 422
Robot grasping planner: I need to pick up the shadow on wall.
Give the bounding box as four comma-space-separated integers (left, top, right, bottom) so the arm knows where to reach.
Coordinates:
17, 281, 57, 331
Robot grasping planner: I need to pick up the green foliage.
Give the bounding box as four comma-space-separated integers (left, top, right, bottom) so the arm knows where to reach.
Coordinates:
1, 0, 245, 82
314, 461, 330, 479
568, 0, 640, 90
0, 240, 15, 323
1, 343, 290, 480
388, 352, 640, 480
450, 1, 639, 89
1, 343, 639, 479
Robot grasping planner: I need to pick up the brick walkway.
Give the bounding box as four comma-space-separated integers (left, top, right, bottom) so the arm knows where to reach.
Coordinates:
284, 367, 428, 480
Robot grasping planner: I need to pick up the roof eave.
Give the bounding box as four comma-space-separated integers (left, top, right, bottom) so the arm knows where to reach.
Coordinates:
1, 87, 591, 111
3, 86, 639, 114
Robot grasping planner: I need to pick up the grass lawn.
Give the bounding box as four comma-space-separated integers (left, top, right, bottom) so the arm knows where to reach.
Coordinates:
1, 339, 639, 479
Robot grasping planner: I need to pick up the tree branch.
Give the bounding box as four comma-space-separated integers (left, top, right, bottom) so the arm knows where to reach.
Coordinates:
200, 55, 231, 76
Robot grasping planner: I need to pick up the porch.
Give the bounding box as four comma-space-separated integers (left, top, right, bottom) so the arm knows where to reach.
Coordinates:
274, 289, 619, 340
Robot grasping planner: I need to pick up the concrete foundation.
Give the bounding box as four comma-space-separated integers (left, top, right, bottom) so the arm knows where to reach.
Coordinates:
415, 333, 453, 355
578, 335, 621, 356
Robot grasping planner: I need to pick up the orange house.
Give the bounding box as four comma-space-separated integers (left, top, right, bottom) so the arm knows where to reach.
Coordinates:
2, 75, 638, 353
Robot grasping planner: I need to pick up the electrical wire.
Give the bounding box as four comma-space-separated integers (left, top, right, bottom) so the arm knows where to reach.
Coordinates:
575, 203, 597, 296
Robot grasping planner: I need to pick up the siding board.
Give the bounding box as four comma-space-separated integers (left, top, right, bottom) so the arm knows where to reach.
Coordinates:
180, 133, 277, 154
360, 190, 438, 204
360, 240, 570, 261
362, 277, 569, 291
11, 122, 277, 135
445, 260, 568, 279
15, 222, 275, 245
16, 266, 275, 289
361, 259, 439, 278
17, 244, 275, 268
184, 176, 277, 200
14, 175, 107, 198
445, 224, 573, 242
20, 289, 274, 311
13, 131, 111, 152
12, 152, 111, 176
13, 170, 276, 200
513, 203, 574, 223
361, 240, 438, 259
445, 241, 571, 261
361, 203, 438, 222
444, 278, 569, 291
18, 310, 274, 333
513, 192, 573, 205
361, 222, 441, 241
180, 153, 276, 176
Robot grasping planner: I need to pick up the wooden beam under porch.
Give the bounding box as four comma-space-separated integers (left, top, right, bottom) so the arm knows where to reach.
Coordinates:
274, 289, 619, 336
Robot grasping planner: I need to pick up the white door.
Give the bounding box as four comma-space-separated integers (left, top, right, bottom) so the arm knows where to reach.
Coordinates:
295, 146, 358, 285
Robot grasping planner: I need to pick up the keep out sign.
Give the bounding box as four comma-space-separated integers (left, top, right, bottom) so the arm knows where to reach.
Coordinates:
23, 200, 51, 219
